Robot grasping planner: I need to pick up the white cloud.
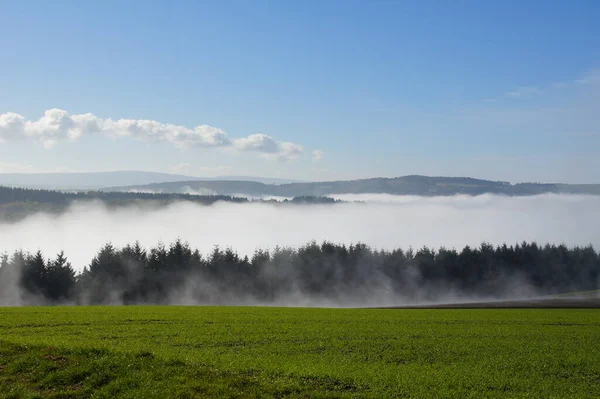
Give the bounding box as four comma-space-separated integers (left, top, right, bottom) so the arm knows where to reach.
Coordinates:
233, 134, 303, 162
311, 150, 324, 162
0, 108, 231, 149
259, 141, 303, 162
0, 109, 306, 160
104, 119, 230, 148
233, 134, 279, 153
26, 109, 81, 148
0, 112, 26, 143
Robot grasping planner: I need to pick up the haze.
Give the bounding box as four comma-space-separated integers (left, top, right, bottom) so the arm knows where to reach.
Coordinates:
1, 193, 597, 271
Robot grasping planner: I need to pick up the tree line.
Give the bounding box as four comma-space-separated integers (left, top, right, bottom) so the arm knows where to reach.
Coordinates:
0, 185, 340, 222
0, 186, 342, 205
0, 185, 249, 206
1, 240, 598, 306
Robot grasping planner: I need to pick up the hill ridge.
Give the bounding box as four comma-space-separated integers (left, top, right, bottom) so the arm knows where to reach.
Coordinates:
103, 175, 600, 197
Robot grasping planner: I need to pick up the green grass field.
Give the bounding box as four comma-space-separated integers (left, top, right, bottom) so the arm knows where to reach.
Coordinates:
0, 307, 599, 398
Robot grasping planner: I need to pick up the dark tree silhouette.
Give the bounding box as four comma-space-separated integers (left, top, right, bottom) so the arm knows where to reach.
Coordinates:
20, 251, 47, 300
45, 251, 76, 302
0, 240, 598, 306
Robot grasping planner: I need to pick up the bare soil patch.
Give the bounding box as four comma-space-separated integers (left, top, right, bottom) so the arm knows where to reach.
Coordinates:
383, 298, 600, 309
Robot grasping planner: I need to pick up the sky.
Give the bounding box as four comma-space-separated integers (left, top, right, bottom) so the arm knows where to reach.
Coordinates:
0, 0, 599, 183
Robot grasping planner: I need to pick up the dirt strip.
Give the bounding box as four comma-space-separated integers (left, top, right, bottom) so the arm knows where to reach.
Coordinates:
378, 298, 600, 309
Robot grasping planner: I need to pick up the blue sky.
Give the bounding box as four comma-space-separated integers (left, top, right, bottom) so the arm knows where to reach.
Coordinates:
0, 0, 599, 182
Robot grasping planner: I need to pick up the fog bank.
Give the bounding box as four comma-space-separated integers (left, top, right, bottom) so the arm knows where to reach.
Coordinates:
1, 194, 598, 271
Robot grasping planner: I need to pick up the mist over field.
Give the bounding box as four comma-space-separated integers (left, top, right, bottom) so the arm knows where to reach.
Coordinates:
1, 193, 598, 272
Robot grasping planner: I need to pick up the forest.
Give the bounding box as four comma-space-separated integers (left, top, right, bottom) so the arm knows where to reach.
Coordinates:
1, 240, 597, 306
0, 185, 249, 205
0, 186, 340, 221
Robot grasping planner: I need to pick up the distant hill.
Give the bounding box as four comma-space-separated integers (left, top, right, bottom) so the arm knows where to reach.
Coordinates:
105, 175, 600, 197
4, 172, 599, 196
212, 176, 305, 184
0, 171, 302, 190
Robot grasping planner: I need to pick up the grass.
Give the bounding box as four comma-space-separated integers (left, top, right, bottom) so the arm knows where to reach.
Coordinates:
0, 307, 599, 398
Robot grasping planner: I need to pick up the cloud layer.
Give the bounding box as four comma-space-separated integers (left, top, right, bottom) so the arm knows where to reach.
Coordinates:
0, 194, 598, 271
0, 109, 307, 161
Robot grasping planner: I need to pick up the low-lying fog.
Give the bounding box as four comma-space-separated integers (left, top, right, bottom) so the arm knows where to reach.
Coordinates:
1, 193, 598, 271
